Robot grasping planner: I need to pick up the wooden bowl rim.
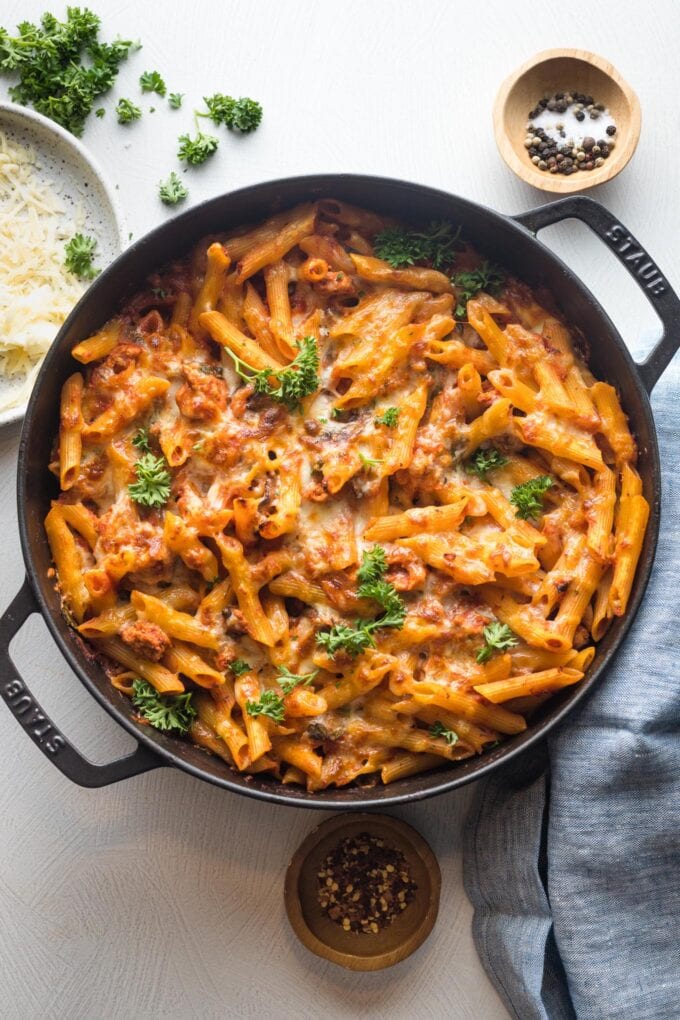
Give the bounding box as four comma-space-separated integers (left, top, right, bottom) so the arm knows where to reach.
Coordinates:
492, 47, 641, 194
284, 812, 441, 971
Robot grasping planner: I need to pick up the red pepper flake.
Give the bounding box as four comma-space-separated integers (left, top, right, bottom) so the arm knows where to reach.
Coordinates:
317, 832, 417, 934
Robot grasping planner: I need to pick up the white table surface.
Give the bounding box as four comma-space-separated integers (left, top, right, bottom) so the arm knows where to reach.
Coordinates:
1, 1, 678, 1017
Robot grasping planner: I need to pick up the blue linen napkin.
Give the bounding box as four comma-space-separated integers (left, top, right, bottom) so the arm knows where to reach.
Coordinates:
463, 357, 679, 1020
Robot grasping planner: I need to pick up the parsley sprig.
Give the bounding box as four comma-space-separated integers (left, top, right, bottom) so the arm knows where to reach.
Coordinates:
245, 689, 285, 724
177, 130, 219, 165
452, 261, 505, 317
316, 547, 406, 658
131, 427, 151, 452
64, 233, 99, 280
230, 659, 251, 677
128, 453, 172, 508
200, 93, 263, 132
476, 622, 518, 664
277, 665, 318, 695
465, 446, 509, 481
375, 407, 400, 427
373, 220, 462, 271
115, 97, 141, 124
139, 69, 166, 96
226, 335, 319, 410
131, 678, 196, 733
430, 721, 459, 746
159, 171, 188, 205
510, 475, 554, 521
0, 8, 138, 136
168, 91, 183, 109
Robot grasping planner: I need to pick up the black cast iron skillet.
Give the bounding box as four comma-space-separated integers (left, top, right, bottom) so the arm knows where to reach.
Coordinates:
1, 175, 678, 808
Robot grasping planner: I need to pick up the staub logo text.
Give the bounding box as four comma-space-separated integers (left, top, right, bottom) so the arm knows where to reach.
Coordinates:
605, 224, 667, 295
4, 678, 65, 754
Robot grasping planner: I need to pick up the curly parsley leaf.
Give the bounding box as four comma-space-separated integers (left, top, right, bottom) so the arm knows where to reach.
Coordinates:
115, 97, 141, 123
357, 546, 388, 587
131, 427, 151, 452
0, 8, 139, 136
131, 678, 195, 734
245, 689, 285, 724
476, 622, 518, 664
316, 622, 376, 658
229, 659, 251, 677
201, 93, 263, 132
465, 446, 509, 481
226, 335, 319, 410
64, 233, 99, 280
430, 721, 459, 747
128, 452, 172, 508
168, 91, 183, 109
277, 665, 318, 695
139, 69, 166, 96
452, 261, 505, 317
510, 475, 554, 521
375, 407, 400, 427
159, 171, 188, 205
373, 220, 462, 271
177, 130, 219, 165
358, 451, 382, 471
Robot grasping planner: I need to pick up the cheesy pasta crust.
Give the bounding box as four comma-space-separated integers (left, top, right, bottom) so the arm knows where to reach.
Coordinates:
46, 200, 649, 791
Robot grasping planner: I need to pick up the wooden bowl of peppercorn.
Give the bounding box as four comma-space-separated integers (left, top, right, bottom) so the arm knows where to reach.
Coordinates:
493, 48, 641, 193
284, 813, 441, 970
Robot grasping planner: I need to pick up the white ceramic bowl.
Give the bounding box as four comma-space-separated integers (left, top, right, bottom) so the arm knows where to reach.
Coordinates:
0, 101, 126, 427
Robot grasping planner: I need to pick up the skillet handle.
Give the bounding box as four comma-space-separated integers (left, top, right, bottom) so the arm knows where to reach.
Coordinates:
0, 579, 164, 788
513, 195, 680, 393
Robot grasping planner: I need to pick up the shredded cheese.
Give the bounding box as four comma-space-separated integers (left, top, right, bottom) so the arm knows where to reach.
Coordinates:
0, 129, 86, 412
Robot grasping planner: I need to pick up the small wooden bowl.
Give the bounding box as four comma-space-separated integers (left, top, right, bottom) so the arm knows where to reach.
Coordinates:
493, 48, 641, 193
284, 813, 441, 971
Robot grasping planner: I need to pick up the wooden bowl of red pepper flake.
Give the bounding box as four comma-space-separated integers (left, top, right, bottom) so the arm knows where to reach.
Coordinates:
284, 813, 441, 970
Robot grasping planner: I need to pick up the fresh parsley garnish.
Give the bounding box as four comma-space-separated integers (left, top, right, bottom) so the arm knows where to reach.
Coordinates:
375, 407, 400, 427
245, 689, 285, 724
316, 547, 406, 657
159, 171, 188, 205
277, 665, 318, 695
230, 659, 251, 677
0, 8, 138, 136
430, 721, 459, 747
452, 261, 505, 317
168, 91, 183, 109
131, 427, 151, 452
200, 93, 263, 132
115, 97, 141, 124
358, 451, 382, 470
373, 220, 462, 271
64, 233, 99, 281
131, 678, 196, 733
510, 475, 554, 521
226, 335, 319, 411
476, 622, 518, 664
177, 130, 219, 165
128, 453, 172, 508
465, 446, 509, 481
139, 70, 166, 96
95, 107, 105, 118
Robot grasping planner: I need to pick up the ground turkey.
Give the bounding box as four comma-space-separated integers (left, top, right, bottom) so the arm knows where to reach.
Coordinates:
120, 620, 171, 661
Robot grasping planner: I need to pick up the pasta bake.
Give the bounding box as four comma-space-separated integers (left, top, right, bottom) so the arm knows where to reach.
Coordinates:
46, 199, 649, 790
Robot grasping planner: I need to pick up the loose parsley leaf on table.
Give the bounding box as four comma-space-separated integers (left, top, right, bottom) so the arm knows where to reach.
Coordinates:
139, 69, 166, 96
373, 220, 462, 270
168, 91, 183, 109
510, 475, 554, 521
177, 130, 219, 165
476, 622, 518, 664
0, 7, 138, 136
465, 446, 509, 481
159, 171, 188, 205
115, 97, 141, 123
201, 93, 263, 132
452, 261, 505, 317
226, 335, 319, 411
131, 678, 196, 733
245, 689, 285, 724
64, 233, 99, 280
128, 453, 171, 508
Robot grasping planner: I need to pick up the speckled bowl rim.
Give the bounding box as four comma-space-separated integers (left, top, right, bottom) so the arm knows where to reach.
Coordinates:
0, 100, 127, 428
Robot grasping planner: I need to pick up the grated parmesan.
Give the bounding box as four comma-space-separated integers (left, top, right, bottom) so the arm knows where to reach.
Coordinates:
0, 129, 87, 412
